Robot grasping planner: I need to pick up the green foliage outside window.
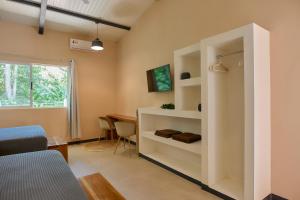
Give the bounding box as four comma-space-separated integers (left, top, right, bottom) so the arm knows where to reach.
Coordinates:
0, 64, 30, 106
32, 65, 68, 108
0, 63, 68, 108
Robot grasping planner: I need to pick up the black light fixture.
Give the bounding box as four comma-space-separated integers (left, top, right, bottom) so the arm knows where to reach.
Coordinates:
91, 23, 104, 51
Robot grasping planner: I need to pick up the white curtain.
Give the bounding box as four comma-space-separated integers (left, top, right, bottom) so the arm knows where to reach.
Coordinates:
68, 59, 81, 139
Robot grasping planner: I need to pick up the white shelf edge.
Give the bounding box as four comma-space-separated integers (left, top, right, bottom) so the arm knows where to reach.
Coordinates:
143, 152, 202, 180
178, 77, 201, 87
138, 107, 202, 119
142, 131, 202, 155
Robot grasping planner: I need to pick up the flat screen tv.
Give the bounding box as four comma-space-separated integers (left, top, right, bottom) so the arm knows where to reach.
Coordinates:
147, 64, 172, 92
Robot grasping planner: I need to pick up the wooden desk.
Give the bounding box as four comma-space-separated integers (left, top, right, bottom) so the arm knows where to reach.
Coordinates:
106, 114, 137, 123
107, 114, 138, 152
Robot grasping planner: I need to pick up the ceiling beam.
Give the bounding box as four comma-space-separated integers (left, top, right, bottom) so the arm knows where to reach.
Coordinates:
38, 0, 47, 34
7, 0, 131, 31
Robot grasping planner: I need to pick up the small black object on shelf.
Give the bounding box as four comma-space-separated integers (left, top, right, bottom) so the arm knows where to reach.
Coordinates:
161, 103, 175, 109
180, 72, 191, 80
172, 132, 202, 144
155, 129, 182, 138
198, 104, 201, 112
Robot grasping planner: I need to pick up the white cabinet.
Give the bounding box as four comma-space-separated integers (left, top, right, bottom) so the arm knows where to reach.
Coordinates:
138, 108, 203, 181
139, 23, 270, 200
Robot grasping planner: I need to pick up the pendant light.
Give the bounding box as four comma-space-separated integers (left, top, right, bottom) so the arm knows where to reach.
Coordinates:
91, 23, 104, 51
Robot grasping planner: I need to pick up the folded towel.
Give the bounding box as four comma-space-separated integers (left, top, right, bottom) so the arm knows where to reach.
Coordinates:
155, 129, 182, 138
172, 132, 202, 143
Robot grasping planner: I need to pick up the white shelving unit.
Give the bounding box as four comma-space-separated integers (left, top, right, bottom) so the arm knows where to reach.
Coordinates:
139, 23, 270, 200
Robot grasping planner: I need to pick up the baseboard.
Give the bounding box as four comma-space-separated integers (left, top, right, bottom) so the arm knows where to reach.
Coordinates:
68, 137, 137, 146
68, 138, 99, 145
139, 153, 234, 200
121, 138, 136, 145
264, 194, 288, 200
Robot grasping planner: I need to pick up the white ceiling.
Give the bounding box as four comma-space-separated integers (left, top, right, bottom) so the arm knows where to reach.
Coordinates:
0, 0, 154, 41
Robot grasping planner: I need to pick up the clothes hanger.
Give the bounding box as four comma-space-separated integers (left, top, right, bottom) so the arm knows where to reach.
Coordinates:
209, 59, 229, 73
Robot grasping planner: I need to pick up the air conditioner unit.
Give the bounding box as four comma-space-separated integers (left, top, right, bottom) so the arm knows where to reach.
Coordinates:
70, 38, 94, 52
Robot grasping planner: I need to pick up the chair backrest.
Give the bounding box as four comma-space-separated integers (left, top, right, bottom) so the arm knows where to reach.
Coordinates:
114, 122, 135, 137
98, 117, 111, 130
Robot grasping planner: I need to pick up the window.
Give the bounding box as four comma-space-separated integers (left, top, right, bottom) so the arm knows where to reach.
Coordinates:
0, 62, 68, 108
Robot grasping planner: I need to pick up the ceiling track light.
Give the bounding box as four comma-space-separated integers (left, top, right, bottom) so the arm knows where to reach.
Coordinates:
91, 23, 104, 51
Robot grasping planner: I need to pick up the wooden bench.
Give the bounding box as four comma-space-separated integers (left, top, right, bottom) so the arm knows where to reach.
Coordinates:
79, 173, 126, 200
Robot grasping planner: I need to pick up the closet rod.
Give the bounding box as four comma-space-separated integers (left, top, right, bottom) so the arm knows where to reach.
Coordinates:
217, 50, 244, 59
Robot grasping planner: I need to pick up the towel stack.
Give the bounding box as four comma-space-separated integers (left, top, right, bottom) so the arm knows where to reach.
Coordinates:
154, 129, 201, 143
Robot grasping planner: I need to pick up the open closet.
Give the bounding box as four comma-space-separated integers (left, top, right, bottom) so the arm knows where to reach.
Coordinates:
139, 23, 270, 200
201, 23, 271, 200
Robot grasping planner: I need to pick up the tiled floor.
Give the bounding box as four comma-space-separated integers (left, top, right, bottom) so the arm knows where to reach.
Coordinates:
68, 141, 220, 200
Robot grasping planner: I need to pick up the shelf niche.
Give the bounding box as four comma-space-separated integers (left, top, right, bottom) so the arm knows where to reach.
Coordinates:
179, 51, 201, 78
175, 43, 202, 112
181, 85, 201, 111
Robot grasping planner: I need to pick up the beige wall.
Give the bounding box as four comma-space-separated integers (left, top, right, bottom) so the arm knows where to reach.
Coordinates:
116, 0, 300, 198
0, 21, 117, 141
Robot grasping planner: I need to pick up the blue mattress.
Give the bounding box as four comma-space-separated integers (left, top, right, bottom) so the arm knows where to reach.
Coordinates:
0, 125, 48, 156
0, 150, 88, 200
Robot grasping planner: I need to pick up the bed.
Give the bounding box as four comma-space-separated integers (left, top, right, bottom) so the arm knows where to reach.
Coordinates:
0, 150, 88, 200
0, 125, 48, 156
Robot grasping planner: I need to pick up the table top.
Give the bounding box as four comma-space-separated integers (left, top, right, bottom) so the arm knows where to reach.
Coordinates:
106, 114, 137, 123
47, 136, 67, 147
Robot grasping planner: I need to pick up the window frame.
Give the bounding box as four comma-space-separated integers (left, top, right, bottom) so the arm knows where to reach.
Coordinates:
0, 60, 69, 109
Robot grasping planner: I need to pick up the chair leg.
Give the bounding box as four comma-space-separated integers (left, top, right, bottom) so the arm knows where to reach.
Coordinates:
114, 137, 121, 154
127, 137, 132, 156
127, 137, 131, 148
123, 137, 126, 149
110, 129, 114, 142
